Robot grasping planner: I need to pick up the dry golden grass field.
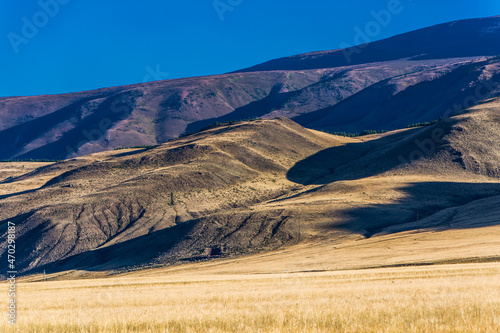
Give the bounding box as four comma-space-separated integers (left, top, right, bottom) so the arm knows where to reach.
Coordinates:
7, 217, 500, 332
2, 262, 499, 332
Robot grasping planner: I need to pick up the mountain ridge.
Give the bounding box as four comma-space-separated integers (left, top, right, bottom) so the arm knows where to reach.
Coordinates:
236, 16, 500, 72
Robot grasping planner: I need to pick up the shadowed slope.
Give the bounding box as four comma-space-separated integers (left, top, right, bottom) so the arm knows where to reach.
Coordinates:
288, 100, 500, 184
0, 118, 352, 273
0, 99, 499, 274
237, 16, 500, 72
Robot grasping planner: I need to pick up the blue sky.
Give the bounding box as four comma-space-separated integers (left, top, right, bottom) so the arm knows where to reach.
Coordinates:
1, 0, 499, 97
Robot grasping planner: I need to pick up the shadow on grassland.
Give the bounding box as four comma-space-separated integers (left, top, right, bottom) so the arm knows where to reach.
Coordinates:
326, 181, 500, 238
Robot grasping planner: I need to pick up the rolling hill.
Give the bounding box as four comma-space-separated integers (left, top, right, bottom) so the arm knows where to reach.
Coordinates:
1, 97, 499, 275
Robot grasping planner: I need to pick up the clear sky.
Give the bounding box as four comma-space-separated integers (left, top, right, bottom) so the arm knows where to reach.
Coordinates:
1, 0, 499, 97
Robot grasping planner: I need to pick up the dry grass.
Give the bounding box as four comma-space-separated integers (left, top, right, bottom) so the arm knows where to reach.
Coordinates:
2, 263, 500, 332
0, 162, 54, 196
3, 104, 500, 273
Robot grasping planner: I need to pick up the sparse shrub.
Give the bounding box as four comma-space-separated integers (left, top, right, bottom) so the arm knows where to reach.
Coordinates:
114, 145, 156, 150
181, 117, 263, 138
316, 129, 387, 137
359, 129, 388, 136
406, 120, 439, 128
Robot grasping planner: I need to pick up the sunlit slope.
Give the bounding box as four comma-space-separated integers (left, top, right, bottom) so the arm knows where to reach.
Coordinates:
1, 98, 499, 274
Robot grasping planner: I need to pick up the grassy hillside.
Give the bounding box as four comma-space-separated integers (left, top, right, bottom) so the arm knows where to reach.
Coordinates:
1, 98, 499, 275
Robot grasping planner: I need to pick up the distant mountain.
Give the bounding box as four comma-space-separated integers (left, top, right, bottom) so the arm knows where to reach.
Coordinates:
237, 16, 500, 72
0, 17, 499, 160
